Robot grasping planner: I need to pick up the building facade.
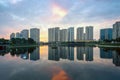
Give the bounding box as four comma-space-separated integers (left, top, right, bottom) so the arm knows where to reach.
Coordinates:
86, 26, 93, 40
10, 33, 15, 39
68, 27, 74, 42
77, 27, 84, 41
21, 29, 29, 40
16, 32, 22, 38
60, 29, 68, 42
48, 27, 60, 43
30, 28, 40, 43
112, 22, 120, 40
100, 28, 113, 41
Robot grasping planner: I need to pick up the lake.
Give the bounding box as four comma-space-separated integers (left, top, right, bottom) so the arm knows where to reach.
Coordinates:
0, 46, 120, 80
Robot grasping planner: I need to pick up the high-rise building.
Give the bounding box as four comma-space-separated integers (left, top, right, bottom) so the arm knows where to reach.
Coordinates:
77, 27, 84, 41
112, 21, 120, 40
48, 28, 53, 42
54, 27, 60, 42
100, 28, 113, 41
68, 27, 74, 42
30, 28, 40, 43
60, 29, 68, 42
16, 32, 22, 38
21, 29, 29, 40
83, 33, 87, 40
48, 27, 60, 43
86, 26, 93, 40
10, 33, 15, 39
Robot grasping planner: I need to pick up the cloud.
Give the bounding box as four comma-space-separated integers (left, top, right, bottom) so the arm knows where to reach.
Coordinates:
9, 0, 23, 4
10, 13, 26, 21
52, 3, 67, 18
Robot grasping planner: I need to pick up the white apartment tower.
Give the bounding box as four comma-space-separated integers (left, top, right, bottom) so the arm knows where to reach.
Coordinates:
48, 27, 60, 42
30, 28, 40, 43
21, 29, 29, 40
77, 27, 84, 41
60, 29, 68, 42
68, 27, 74, 42
86, 26, 93, 40
112, 22, 120, 39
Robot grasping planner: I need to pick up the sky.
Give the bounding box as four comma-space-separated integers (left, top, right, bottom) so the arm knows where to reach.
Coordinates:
0, 0, 120, 42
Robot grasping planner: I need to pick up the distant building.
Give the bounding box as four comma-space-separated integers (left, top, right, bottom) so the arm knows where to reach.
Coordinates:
48, 27, 60, 43
54, 27, 60, 42
10, 33, 15, 39
68, 27, 74, 42
83, 33, 87, 40
48, 28, 53, 42
21, 29, 29, 40
86, 26, 93, 40
112, 21, 120, 40
30, 28, 40, 43
100, 28, 113, 41
60, 29, 68, 42
77, 27, 84, 41
16, 32, 22, 38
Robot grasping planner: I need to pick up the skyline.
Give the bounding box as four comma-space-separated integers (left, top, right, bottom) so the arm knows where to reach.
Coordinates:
0, 0, 120, 41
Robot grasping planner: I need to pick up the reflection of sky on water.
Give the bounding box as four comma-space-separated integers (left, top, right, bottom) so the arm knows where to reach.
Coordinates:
0, 46, 120, 80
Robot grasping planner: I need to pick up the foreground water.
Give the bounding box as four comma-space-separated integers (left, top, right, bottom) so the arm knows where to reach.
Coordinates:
0, 46, 120, 80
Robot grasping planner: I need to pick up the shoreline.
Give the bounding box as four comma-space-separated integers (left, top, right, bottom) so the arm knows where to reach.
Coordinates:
97, 44, 120, 48
7, 45, 39, 48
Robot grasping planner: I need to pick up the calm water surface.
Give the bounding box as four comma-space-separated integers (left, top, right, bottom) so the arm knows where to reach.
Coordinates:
0, 46, 120, 80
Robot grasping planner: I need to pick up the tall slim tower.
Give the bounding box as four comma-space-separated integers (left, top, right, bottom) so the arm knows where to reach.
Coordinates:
48, 27, 60, 43
60, 29, 68, 42
68, 27, 74, 42
30, 28, 40, 43
86, 26, 93, 40
77, 27, 84, 41
112, 22, 120, 40
21, 29, 29, 40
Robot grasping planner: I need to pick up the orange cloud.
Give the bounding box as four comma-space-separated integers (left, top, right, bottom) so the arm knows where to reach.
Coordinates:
52, 3, 67, 20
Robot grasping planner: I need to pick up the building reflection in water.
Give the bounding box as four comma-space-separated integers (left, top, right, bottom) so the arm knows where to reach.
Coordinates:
59, 47, 68, 59
100, 48, 113, 59
48, 46, 74, 61
113, 50, 120, 66
77, 47, 93, 61
67, 47, 74, 61
9, 47, 40, 61
48, 47, 60, 61
30, 47, 40, 61
21, 52, 29, 60
100, 48, 120, 66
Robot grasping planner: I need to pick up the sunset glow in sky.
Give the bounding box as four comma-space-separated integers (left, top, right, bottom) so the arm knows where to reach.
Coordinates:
0, 0, 120, 41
